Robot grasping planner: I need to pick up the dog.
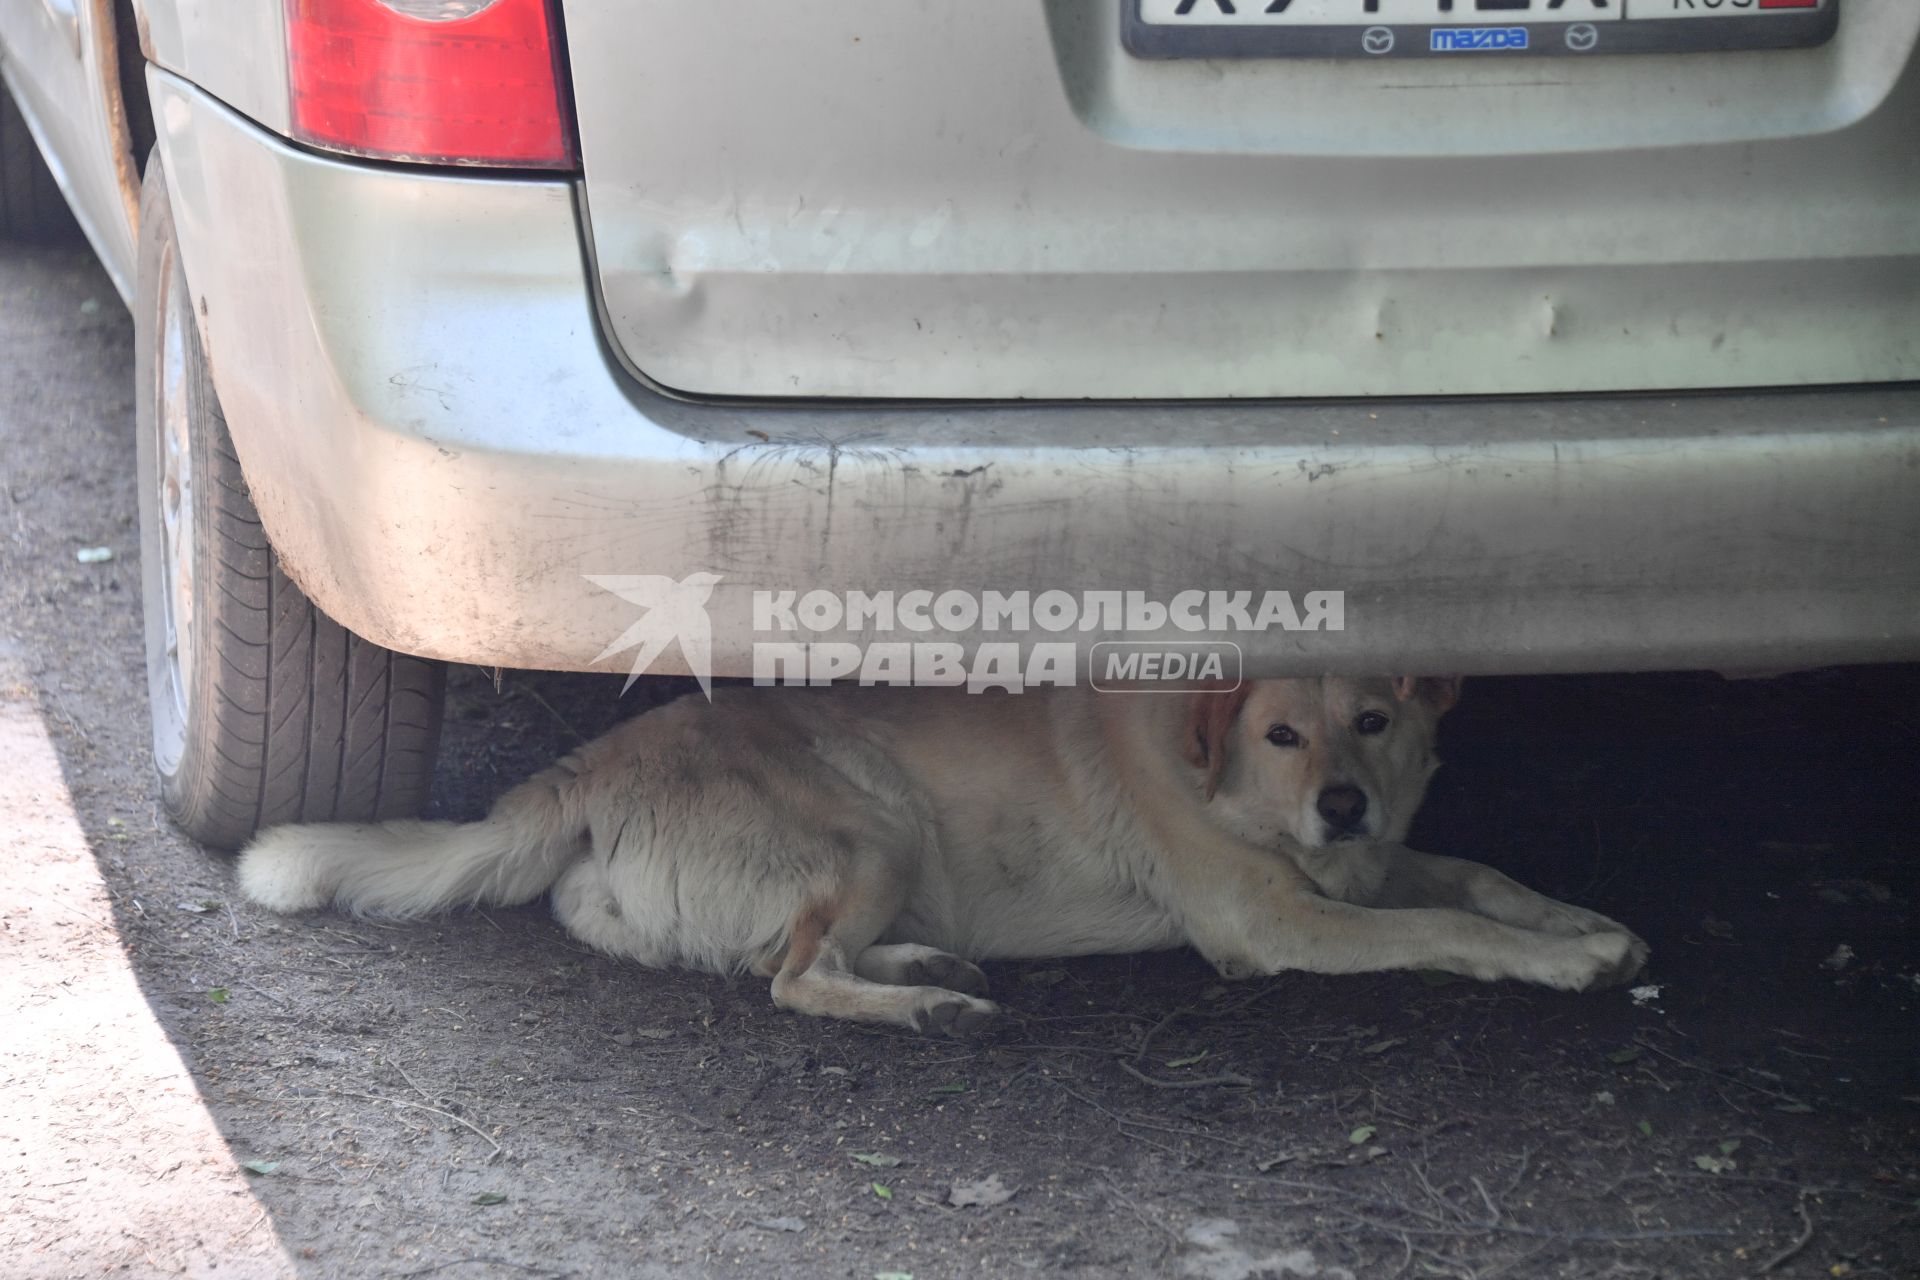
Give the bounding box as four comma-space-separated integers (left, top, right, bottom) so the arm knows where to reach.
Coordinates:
237, 677, 1648, 1034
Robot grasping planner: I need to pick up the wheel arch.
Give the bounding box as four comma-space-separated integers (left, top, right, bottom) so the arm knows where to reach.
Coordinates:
91, 0, 147, 246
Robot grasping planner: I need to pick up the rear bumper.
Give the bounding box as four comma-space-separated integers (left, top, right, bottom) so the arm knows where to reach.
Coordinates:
152, 69, 1920, 679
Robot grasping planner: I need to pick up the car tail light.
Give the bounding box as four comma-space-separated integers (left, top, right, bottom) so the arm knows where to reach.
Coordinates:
286, 0, 575, 169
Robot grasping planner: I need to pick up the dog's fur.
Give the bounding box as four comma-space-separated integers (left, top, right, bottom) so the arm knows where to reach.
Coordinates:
238, 677, 1647, 1034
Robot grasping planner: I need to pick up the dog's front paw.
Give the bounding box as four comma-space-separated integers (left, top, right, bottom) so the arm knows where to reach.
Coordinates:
911, 993, 1000, 1039
1570, 931, 1650, 991
1528, 897, 1635, 941
1608, 932, 1653, 988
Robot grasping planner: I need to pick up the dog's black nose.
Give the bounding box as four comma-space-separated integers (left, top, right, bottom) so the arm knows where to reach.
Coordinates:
1317, 785, 1368, 832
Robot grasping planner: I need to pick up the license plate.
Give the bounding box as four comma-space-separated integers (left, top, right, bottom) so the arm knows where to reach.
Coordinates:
1124, 0, 1839, 59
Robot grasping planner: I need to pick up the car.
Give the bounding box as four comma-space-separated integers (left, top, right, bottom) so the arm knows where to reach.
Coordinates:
3, 0, 1916, 850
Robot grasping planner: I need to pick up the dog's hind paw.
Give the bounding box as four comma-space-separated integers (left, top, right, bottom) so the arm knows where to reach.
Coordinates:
906, 953, 991, 997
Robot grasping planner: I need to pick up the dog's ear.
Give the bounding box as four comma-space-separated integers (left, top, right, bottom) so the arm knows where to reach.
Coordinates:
1391, 676, 1464, 715
1183, 683, 1253, 801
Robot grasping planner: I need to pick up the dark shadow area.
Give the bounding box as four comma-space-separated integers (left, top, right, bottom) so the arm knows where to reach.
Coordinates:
6, 239, 1916, 1278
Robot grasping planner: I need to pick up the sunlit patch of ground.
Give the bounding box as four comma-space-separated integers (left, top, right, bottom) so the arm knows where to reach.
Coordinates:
1, 653, 296, 1277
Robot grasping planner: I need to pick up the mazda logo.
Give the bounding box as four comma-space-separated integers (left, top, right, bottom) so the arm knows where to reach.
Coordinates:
1362, 26, 1394, 55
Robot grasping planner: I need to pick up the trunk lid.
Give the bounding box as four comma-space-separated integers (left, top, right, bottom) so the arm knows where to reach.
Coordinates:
564, 0, 1920, 400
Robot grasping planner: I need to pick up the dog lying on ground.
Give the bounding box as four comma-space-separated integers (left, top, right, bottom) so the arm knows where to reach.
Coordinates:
238, 677, 1648, 1034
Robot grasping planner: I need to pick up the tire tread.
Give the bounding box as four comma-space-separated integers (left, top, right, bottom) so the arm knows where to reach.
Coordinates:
138, 151, 444, 850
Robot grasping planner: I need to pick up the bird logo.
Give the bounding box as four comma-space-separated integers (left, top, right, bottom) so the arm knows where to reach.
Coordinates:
585, 572, 723, 698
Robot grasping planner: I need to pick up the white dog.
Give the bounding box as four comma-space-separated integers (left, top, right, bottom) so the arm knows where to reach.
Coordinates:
238, 677, 1647, 1034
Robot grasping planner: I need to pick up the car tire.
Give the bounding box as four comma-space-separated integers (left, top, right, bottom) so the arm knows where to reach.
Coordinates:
0, 82, 80, 241
135, 150, 446, 851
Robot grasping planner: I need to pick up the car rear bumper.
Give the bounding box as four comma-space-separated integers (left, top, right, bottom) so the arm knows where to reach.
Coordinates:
151, 68, 1920, 680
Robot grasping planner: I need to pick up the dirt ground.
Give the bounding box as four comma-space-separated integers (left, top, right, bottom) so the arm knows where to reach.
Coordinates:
3, 239, 1917, 1280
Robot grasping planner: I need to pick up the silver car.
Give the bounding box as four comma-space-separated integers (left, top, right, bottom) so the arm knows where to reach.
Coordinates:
3, 0, 1915, 848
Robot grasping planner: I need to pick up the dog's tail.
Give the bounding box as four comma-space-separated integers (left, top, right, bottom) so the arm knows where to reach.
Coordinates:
236, 760, 589, 918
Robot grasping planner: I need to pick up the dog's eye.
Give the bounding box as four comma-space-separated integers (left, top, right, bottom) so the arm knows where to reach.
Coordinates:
1266, 724, 1301, 748
1355, 711, 1390, 735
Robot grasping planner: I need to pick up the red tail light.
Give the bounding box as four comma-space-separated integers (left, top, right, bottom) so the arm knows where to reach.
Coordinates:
286, 0, 575, 169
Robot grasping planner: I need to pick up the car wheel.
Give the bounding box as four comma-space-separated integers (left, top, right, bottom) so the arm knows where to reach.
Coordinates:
0, 82, 79, 241
135, 150, 446, 851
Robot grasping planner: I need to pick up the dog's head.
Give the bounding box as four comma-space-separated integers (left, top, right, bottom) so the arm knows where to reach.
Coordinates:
1181, 676, 1461, 850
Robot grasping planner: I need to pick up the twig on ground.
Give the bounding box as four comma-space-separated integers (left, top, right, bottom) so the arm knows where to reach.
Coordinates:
1134, 1007, 1185, 1064
331, 1088, 503, 1163
1481, 1241, 1555, 1280
1338, 1211, 1734, 1245
1632, 1034, 1809, 1108
1757, 1193, 1817, 1274
1408, 1153, 1458, 1218
1496, 1146, 1537, 1202
1222, 1169, 1736, 1245
386, 1058, 440, 1105
1406, 1239, 1477, 1280
392, 1258, 563, 1279
1598, 1170, 1912, 1206
44, 686, 92, 748
1096, 1172, 1183, 1246
1050, 1078, 1250, 1150
227, 1208, 268, 1244
1118, 1060, 1253, 1090
1470, 1176, 1502, 1225
515, 682, 588, 746
234, 978, 288, 1007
